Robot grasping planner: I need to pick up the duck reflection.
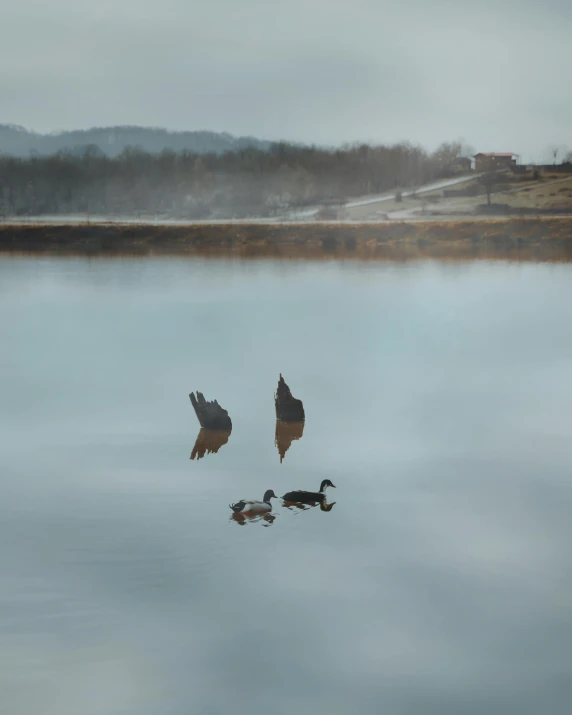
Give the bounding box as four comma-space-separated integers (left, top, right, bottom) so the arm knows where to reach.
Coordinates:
230, 512, 277, 527
190, 428, 231, 460
275, 420, 304, 463
283, 499, 336, 513
319, 501, 336, 512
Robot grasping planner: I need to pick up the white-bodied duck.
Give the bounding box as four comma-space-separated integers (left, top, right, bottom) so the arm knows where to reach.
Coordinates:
230, 489, 278, 515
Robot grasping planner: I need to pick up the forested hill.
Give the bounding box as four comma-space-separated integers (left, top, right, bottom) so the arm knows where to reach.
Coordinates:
0, 124, 270, 157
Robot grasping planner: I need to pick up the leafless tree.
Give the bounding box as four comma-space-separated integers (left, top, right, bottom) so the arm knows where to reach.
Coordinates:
481, 173, 497, 205
0, 138, 479, 219
547, 144, 569, 165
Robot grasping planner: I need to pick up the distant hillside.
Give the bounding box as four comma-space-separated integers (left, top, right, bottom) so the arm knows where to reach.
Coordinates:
0, 124, 271, 157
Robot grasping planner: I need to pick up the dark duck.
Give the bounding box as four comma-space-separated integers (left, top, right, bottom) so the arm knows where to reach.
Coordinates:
282, 479, 336, 503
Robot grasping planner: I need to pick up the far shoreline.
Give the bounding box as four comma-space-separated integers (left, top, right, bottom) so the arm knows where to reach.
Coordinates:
2, 217, 572, 262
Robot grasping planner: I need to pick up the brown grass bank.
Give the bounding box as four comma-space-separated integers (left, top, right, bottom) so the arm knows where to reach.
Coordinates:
1, 218, 572, 262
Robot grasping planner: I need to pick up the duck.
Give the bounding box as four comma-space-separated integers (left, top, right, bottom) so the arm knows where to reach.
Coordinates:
282, 479, 336, 503
230, 489, 278, 514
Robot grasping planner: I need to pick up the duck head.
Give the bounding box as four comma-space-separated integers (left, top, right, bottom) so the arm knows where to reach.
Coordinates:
320, 479, 336, 492
263, 489, 278, 503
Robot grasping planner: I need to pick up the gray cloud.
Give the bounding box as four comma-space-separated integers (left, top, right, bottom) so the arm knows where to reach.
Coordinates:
1, 0, 571, 160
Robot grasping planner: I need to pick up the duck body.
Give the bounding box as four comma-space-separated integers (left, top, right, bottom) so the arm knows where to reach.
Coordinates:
282, 490, 325, 503
230, 489, 277, 514
282, 479, 336, 504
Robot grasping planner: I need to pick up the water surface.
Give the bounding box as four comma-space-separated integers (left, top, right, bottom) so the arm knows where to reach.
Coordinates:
2, 256, 572, 715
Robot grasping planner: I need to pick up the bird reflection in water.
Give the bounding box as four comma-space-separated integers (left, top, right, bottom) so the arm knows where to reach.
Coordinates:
283, 499, 336, 513
275, 420, 304, 463
190, 428, 231, 460
230, 512, 277, 527
319, 501, 336, 512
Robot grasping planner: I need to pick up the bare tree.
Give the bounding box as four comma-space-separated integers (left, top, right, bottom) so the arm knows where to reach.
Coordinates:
547, 144, 569, 165
431, 141, 462, 171
0, 138, 481, 219
480, 173, 497, 206
459, 142, 475, 159
478, 157, 499, 206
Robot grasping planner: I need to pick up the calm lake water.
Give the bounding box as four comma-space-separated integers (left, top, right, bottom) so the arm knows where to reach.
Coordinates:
2, 256, 572, 715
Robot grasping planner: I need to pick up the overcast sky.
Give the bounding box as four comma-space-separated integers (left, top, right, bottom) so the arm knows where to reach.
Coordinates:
2, 0, 571, 161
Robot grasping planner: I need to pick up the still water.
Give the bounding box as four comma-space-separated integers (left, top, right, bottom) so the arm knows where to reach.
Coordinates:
2, 256, 572, 715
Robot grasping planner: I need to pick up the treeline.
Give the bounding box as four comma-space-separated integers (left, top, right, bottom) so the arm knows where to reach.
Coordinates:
0, 124, 270, 158
0, 141, 471, 219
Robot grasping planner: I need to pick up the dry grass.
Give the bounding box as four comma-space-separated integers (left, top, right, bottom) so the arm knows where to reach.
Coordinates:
345, 178, 477, 220
2, 217, 572, 262
344, 175, 572, 220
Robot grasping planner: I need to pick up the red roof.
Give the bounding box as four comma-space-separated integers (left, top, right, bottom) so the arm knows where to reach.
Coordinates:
473, 152, 516, 157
